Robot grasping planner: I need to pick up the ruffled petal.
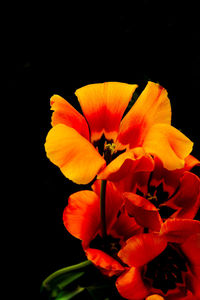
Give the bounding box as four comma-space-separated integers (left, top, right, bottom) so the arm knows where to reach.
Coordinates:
85, 248, 125, 277
164, 172, 200, 219
123, 192, 163, 231
160, 219, 200, 244
116, 267, 149, 300
45, 124, 106, 184
143, 124, 193, 170
63, 190, 100, 248
118, 233, 167, 267
117, 81, 171, 149
50, 94, 90, 140
98, 147, 154, 182
75, 82, 138, 142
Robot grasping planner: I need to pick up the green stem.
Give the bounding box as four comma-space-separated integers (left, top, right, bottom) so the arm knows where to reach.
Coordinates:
42, 260, 92, 289
100, 180, 107, 240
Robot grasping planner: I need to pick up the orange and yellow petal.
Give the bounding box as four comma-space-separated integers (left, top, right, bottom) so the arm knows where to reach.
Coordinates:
75, 82, 138, 143
160, 218, 200, 244
123, 192, 163, 232
98, 147, 154, 182
143, 124, 193, 170
50, 94, 90, 140
118, 233, 167, 268
45, 124, 106, 184
116, 267, 149, 300
63, 190, 100, 248
117, 81, 171, 149
85, 248, 125, 277
146, 295, 164, 300
184, 155, 200, 171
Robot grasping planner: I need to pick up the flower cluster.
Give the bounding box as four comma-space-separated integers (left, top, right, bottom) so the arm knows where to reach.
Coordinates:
44, 82, 200, 300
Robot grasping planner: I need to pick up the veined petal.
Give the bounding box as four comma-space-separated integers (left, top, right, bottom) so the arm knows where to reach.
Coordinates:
45, 124, 106, 184
160, 219, 200, 244
117, 81, 171, 148
50, 94, 90, 140
85, 248, 125, 277
98, 147, 154, 181
75, 82, 138, 142
123, 192, 163, 232
118, 233, 167, 267
116, 267, 149, 300
143, 124, 193, 170
63, 190, 100, 248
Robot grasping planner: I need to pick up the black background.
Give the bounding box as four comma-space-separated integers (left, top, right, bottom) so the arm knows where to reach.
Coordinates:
7, 1, 200, 297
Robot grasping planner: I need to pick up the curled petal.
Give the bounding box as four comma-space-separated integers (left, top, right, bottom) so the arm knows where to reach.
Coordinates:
116, 267, 149, 300
63, 190, 100, 248
184, 155, 200, 171
85, 248, 125, 277
75, 82, 138, 142
118, 233, 167, 267
98, 147, 154, 181
160, 219, 200, 244
45, 124, 106, 184
123, 192, 162, 231
164, 172, 200, 219
117, 81, 171, 148
50, 94, 90, 140
143, 124, 193, 170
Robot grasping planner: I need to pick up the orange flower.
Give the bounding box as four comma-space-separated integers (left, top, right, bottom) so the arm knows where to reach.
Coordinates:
45, 81, 193, 184
116, 218, 200, 299
63, 180, 142, 277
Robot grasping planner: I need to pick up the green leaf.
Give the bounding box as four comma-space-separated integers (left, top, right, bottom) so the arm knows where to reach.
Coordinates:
57, 271, 85, 290
55, 287, 85, 300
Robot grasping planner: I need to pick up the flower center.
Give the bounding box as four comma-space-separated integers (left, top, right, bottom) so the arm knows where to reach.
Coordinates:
89, 234, 122, 261
93, 134, 124, 165
136, 183, 176, 220
144, 244, 188, 294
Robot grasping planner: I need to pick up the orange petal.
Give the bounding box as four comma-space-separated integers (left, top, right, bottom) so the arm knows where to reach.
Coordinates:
116, 267, 149, 300
184, 155, 200, 171
146, 295, 164, 300
160, 219, 200, 244
75, 82, 138, 142
63, 190, 100, 248
143, 124, 193, 170
117, 81, 171, 148
45, 124, 106, 184
98, 147, 154, 181
123, 192, 163, 232
118, 233, 167, 267
85, 248, 125, 277
50, 94, 90, 140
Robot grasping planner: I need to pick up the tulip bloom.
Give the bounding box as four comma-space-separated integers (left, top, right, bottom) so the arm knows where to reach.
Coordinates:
116, 156, 200, 232
45, 81, 193, 184
116, 218, 200, 299
63, 180, 142, 277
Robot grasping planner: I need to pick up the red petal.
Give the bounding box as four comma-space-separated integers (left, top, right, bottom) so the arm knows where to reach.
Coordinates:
181, 233, 200, 276
63, 190, 100, 248
116, 267, 149, 300
184, 155, 200, 171
118, 233, 167, 267
75, 82, 137, 142
50, 94, 90, 140
123, 192, 163, 231
164, 172, 200, 219
98, 147, 154, 182
85, 248, 125, 277
117, 81, 171, 149
160, 219, 200, 244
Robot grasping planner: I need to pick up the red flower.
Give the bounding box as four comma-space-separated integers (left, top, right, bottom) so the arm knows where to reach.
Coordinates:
115, 156, 200, 231
44, 81, 193, 184
63, 180, 142, 276
116, 218, 200, 299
